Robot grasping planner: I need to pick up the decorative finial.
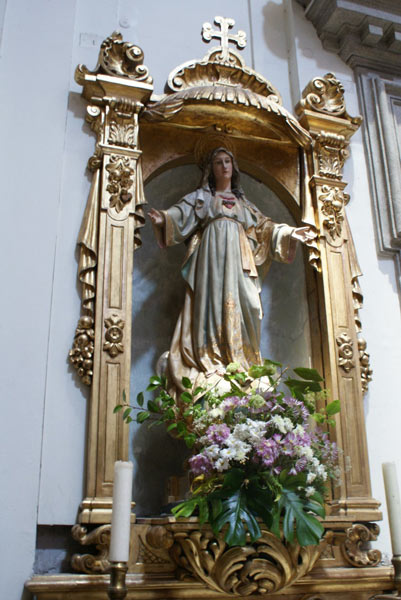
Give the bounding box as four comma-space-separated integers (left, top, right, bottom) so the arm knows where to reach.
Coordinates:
202, 16, 246, 65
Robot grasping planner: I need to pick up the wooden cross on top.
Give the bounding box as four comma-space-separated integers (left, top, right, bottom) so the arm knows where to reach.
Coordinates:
202, 16, 247, 63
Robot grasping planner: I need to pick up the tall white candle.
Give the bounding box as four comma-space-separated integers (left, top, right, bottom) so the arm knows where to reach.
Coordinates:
382, 462, 401, 555
109, 461, 134, 562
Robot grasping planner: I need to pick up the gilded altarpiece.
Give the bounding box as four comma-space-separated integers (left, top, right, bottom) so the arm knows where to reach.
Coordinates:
28, 21, 393, 600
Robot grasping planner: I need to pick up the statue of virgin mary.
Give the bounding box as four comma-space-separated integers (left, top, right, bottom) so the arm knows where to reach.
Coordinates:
149, 147, 313, 395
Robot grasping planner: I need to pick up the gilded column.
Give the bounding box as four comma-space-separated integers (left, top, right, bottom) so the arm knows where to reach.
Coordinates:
296, 73, 379, 521
70, 32, 153, 524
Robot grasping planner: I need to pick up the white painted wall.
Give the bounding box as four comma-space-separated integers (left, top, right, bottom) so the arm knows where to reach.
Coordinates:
0, 1, 400, 598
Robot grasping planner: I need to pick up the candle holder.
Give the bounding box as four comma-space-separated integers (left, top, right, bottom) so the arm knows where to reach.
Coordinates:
370, 555, 401, 599
108, 561, 128, 600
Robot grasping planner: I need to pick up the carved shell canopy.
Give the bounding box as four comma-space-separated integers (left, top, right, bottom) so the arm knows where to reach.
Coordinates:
143, 17, 311, 149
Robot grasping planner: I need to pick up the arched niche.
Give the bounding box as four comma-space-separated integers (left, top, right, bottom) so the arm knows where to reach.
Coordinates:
130, 160, 313, 515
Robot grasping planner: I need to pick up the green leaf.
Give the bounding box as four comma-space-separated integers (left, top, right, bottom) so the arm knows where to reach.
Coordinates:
172, 498, 199, 518
149, 375, 163, 386
137, 392, 144, 407
198, 497, 209, 525
285, 378, 322, 393
137, 411, 150, 423
113, 405, 123, 413
184, 434, 196, 448
146, 383, 159, 391
122, 389, 127, 403
180, 391, 192, 404
167, 422, 177, 432
147, 400, 159, 413
193, 386, 205, 397
248, 364, 270, 379
126, 416, 133, 424
326, 399, 341, 415
293, 367, 323, 382
181, 377, 192, 389
311, 412, 325, 424
277, 485, 324, 546
123, 408, 131, 420
211, 489, 261, 546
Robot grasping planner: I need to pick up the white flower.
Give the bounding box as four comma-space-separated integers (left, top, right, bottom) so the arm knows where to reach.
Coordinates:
204, 444, 220, 460
305, 486, 316, 497
224, 438, 251, 462
271, 415, 293, 434
306, 471, 317, 484
247, 376, 273, 393
214, 456, 230, 472
297, 445, 314, 460
209, 407, 224, 419
293, 424, 305, 436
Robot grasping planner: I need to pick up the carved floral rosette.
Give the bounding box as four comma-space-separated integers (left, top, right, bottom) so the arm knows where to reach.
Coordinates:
167, 523, 328, 596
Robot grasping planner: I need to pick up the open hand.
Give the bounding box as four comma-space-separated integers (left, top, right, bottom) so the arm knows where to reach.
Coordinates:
291, 226, 315, 244
148, 208, 164, 227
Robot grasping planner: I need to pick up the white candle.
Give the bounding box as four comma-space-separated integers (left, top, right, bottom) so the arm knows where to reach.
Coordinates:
382, 462, 401, 555
109, 461, 134, 562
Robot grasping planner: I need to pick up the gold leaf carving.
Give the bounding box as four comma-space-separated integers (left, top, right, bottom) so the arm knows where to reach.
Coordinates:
69, 316, 94, 386
168, 526, 327, 596
108, 120, 136, 148
75, 31, 152, 84
336, 332, 355, 372
342, 523, 381, 567
319, 185, 349, 240
71, 524, 110, 574
359, 337, 373, 393
106, 155, 134, 213
315, 132, 349, 180
298, 72, 362, 126
104, 314, 125, 357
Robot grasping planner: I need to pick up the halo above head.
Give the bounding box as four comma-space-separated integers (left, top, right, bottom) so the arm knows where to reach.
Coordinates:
194, 134, 236, 168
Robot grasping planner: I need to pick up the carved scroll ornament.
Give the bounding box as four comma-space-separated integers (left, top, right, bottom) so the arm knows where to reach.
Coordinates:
71, 524, 111, 574
169, 526, 327, 596
342, 523, 381, 567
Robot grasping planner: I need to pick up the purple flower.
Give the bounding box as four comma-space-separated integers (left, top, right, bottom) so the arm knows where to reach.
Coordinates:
221, 396, 248, 412
206, 423, 231, 445
255, 438, 280, 467
189, 453, 213, 476
282, 396, 310, 422
289, 456, 308, 474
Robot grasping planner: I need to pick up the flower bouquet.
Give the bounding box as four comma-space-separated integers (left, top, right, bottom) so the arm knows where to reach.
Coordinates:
115, 359, 340, 548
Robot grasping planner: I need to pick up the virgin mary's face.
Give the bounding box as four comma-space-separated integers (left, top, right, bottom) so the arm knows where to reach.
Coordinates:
212, 151, 233, 186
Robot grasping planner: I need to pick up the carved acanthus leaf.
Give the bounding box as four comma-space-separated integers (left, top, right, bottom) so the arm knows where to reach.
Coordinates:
336, 332, 355, 372
342, 523, 381, 567
75, 31, 152, 84
315, 132, 349, 180
106, 155, 134, 213
108, 120, 136, 148
71, 524, 110, 574
168, 525, 327, 596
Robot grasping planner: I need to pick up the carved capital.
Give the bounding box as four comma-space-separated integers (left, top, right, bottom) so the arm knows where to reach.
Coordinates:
336, 332, 355, 372
71, 524, 111, 574
103, 315, 125, 357
69, 316, 94, 385
319, 184, 349, 240
315, 132, 349, 180
342, 523, 381, 567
